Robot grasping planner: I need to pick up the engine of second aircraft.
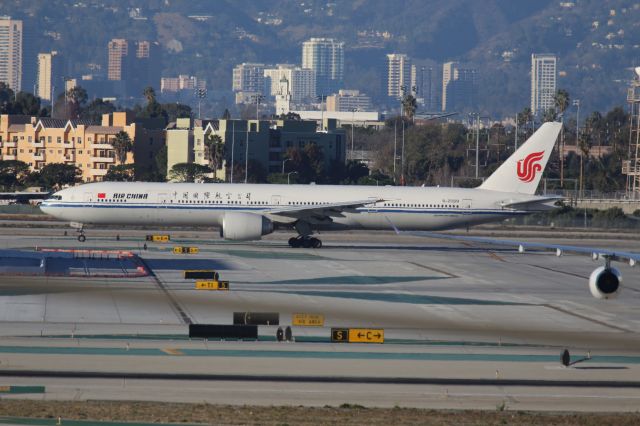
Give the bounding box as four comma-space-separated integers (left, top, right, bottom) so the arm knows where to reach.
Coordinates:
588, 266, 622, 299
220, 212, 274, 241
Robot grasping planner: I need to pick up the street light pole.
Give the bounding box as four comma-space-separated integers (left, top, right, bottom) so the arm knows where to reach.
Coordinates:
244, 123, 249, 183
574, 99, 581, 198
282, 158, 290, 174
350, 108, 357, 161
475, 114, 480, 180
393, 119, 397, 182
287, 171, 297, 184
230, 120, 235, 183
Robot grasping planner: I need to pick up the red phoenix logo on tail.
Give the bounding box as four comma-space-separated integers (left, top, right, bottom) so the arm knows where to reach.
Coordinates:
516, 151, 545, 183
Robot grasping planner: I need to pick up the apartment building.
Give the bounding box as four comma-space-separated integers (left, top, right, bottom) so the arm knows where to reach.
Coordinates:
0, 16, 23, 91
531, 53, 557, 116
166, 118, 346, 178
0, 112, 164, 182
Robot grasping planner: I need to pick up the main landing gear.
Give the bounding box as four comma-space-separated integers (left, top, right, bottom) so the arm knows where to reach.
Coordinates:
288, 236, 322, 249
70, 222, 86, 242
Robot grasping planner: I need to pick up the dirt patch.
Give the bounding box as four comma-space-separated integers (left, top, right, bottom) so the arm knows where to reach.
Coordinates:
0, 400, 639, 425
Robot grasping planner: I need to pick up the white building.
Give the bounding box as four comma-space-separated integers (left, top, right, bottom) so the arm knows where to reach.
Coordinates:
531, 53, 557, 116
326, 89, 372, 112
264, 64, 316, 105
0, 16, 23, 92
386, 53, 413, 99
302, 38, 344, 96
232, 63, 265, 93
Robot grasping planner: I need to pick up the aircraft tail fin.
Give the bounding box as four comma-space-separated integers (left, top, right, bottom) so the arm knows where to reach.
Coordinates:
479, 121, 562, 194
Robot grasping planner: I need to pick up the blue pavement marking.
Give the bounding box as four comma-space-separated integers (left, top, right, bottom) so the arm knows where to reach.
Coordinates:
260, 276, 447, 285
267, 290, 525, 305
1, 345, 639, 364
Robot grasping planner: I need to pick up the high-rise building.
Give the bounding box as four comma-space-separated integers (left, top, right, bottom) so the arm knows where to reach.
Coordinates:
107, 38, 159, 96
264, 64, 316, 104
531, 53, 557, 116
36, 51, 60, 101
417, 66, 433, 109
386, 54, 413, 99
161, 75, 206, 93
107, 39, 128, 81
0, 16, 23, 92
232, 63, 266, 93
302, 38, 344, 97
442, 62, 477, 111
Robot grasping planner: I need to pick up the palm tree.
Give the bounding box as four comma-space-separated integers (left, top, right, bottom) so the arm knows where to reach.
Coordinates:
553, 89, 570, 116
143, 86, 156, 104
110, 131, 133, 165
401, 94, 418, 121
204, 134, 225, 171
553, 89, 570, 186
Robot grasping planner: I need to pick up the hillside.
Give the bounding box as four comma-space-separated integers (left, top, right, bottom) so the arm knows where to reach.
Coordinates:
1, 0, 637, 117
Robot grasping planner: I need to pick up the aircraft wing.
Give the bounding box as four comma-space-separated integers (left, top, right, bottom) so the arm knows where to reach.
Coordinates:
266, 198, 383, 224
394, 230, 640, 267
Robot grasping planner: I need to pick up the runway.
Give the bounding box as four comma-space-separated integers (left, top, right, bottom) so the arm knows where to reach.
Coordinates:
0, 226, 639, 411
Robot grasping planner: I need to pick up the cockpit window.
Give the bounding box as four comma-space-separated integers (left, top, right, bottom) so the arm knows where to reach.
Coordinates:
50, 195, 62, 200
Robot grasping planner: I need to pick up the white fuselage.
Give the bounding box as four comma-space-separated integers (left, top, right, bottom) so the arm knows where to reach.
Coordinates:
40, 182, 550, 232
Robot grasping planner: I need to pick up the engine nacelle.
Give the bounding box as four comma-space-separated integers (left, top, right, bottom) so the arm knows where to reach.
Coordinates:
221, 212, 273, 241
589, 266, 622, 299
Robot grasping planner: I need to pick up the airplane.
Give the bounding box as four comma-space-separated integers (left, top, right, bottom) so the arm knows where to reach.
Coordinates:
40, 121, 638, 299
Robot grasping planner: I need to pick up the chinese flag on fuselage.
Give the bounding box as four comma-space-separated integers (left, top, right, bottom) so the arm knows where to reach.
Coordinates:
98, 193, 106, 199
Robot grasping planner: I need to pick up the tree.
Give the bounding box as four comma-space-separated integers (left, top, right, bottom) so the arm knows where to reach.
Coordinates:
169, 162, 212, 182
401, 94, 418, 121
0, 82, 14, 113
554, 89, 570, 116
110, 131, 133, 164
0, 160, 30, 189
103, 164, 136, 182
13, 92, 41, 116
65, 86, 88, 119
542, 108, 557, 123
143, 86, 156, 104
81, 98, 116, 122
38, 163, 81, 189
204, 134, 225, 171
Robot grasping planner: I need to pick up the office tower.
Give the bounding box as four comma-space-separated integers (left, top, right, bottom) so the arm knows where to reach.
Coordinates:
302, 38, 344, 96
418, 66, 433, 109
264, 64, 316, 104
232, 63, 266, 93
386, 53, 412, 99
531, 53, 557, 115
442, 61, 477, 111
36, 51, 61, 101
326, 90, 372, 112
0, 16, 23, 91
107, 39, 128, 81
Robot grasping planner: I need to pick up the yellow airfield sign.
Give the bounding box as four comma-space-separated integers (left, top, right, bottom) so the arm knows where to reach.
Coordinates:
331, 328, 384, 343
292, 313, 325, 326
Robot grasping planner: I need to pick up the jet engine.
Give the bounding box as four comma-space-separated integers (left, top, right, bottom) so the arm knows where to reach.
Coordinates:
220, 212, 274, 241
589, 266, 622, 299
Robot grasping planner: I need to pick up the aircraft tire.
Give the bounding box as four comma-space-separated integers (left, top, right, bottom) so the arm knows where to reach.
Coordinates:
78, 234, 86, 242
302, 238, 312, 248
311, 238, 322, 249
288, 237, 300, 248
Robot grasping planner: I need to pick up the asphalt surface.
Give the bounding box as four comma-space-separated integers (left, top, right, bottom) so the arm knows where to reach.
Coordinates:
0, 225, 639, 411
